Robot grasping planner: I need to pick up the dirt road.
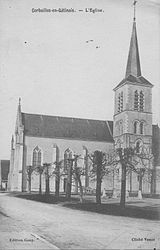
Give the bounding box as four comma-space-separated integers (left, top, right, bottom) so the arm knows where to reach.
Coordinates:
0, 193, 159, 249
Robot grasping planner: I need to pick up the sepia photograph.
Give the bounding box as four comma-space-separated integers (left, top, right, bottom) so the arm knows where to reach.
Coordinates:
0, 0, 160, 249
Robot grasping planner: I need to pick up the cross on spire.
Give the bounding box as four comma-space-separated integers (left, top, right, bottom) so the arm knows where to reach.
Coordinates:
133, 0, 137, 21
19, 97, 21, 106
125, 1, 141, 77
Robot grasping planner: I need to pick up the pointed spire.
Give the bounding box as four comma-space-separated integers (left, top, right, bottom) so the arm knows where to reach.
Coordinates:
19, 97, 21, 106
15, 97, 23, 134
18, 97, 22, 125
125, 1, 141, 78
18, 97, 21, 112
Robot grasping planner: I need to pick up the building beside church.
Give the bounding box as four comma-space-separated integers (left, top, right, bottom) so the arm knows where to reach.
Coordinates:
0, 160, 10, 191
8, 11, 160, 194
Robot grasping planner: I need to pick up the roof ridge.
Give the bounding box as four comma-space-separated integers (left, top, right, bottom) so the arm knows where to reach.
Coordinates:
22, 112, 112, 123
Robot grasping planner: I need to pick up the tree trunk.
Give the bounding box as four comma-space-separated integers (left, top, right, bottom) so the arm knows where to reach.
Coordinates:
28, 175, 31, 193
85, 154, 89, 190
74, 177, 78, 194
139, 175, 142, 191
45, 166, 50, 195
151, 169, 156, 194
55, 168, 60, 198
96, 164, 102, 205
55, 147, 60, 198
76, 174, 83, 203
66, 161, 72, 200
138, 174, 143, 199
74, 159, 83, 203
120, 162, 126, 208
129, 170, 132, 192
45, 176, 50, 195
39, 173, 42, 195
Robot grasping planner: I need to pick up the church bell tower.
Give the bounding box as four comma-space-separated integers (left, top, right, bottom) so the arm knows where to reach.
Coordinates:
113, 1, 153, 151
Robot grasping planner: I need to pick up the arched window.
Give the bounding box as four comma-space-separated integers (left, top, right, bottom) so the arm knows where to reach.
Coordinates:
117, 93, 121, 113
119, 121, 123, 135
120, 92, 123, 112
116, 139, 122, 148
64, 148, 73, 172
139, 91, 144, 111
52, 144, 57, 163
32, 146, 42, 167
134, 121, 138, 134
117, 92, 123, 113
136, 141, 140, 153
140, 122, 144, 135
134, 90, 139, 110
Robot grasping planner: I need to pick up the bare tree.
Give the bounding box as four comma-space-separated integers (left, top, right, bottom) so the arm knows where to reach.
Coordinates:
113, 146, 153, 208
63, 153, 86, 203
35, 165, 44, 194
54, 160, 64, 198
88, 150, 113, 205
43, 162, 58, 195
65, 159, 73, 200
26, 165, 36, 193
72, 154, 85, 203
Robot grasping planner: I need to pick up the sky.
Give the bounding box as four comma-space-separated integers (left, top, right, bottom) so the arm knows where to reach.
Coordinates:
0, 0, 160, 159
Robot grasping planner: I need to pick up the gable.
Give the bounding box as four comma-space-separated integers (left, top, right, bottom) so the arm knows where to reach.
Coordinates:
22, 113, 114, 143
114, 75, 153, 91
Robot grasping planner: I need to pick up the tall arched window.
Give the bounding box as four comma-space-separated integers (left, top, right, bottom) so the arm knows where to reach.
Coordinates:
139, 91, 144, 111
119, 121, 123, 135
32, 146, 42, 167
64, 148, 72, 172
140, 122, 144, 134
134, 90, 139, 110
120, 92, 123, 112
134, 121, 138, 134
52, 144, 57, 163
117, 93, 121, 113
117, 92, 123, 113
135, 141, 141, 153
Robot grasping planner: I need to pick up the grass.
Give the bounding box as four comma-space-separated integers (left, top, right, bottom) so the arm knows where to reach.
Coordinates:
63, 202, 160, 220
11, 192, 80, 204
9, 192, 160, 221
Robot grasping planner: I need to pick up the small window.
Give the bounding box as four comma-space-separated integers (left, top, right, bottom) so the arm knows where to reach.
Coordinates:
116, 139, 122, 148
136, 141, 140, 153
134, 121, 138, 134
140, 122, 144, 134
119, 121, 123, 135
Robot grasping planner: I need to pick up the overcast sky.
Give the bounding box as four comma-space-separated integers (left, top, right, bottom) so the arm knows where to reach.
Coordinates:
0, 0, 160, 159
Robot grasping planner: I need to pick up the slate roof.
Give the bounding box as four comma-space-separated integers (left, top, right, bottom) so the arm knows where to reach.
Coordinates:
114, 21, 153, 91
114, 75, 153, 91
22, 113, 114, 143
125, 21, 141, 78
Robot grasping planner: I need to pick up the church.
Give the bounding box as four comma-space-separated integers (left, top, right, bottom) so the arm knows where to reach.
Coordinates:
8, 7, 160, 195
